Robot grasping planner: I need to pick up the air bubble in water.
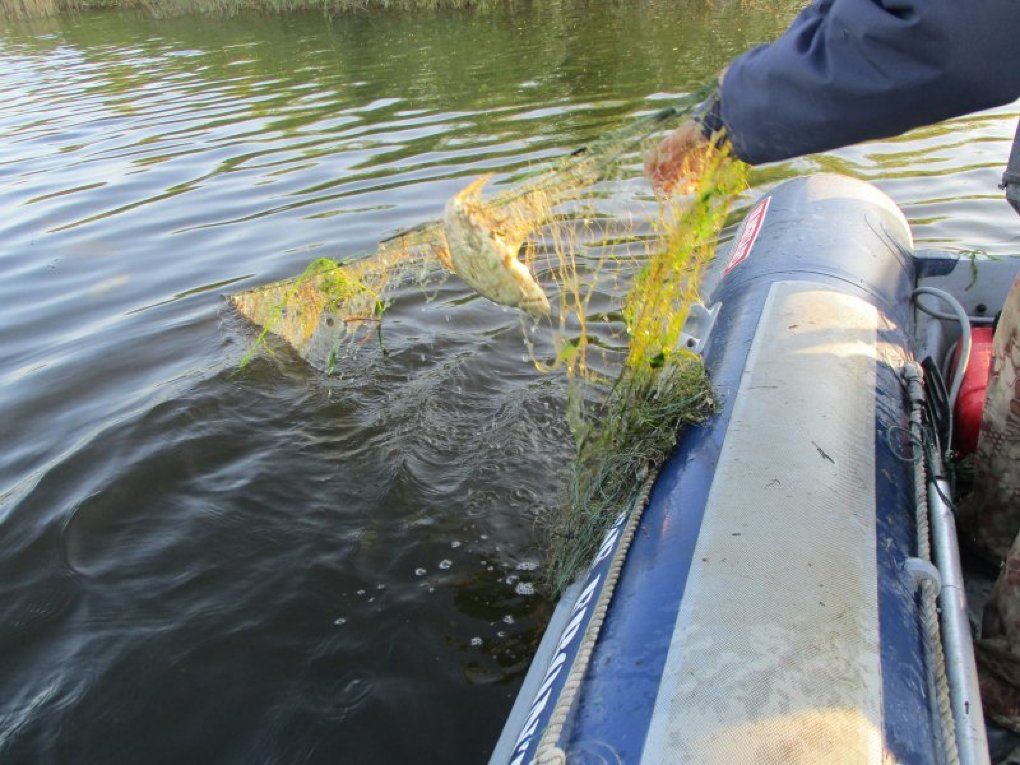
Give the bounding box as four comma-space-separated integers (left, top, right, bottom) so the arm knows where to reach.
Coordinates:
515, 582, 536, 596
470, 637, 483, 647
334, 616, 347, 626
415, 568, 427, 577
439, 559, 452, 570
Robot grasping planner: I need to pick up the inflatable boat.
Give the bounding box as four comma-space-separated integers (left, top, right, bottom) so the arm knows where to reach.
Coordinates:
491, 174, 1020, 765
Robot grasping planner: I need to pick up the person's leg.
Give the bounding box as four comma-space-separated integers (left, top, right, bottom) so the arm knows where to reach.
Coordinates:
971, 274, 1020, 730
963, 275, 1020, 559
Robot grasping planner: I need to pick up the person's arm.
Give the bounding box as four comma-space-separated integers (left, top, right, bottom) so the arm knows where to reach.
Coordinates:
647, 0, 1020, 190
721, 0, 1020, 165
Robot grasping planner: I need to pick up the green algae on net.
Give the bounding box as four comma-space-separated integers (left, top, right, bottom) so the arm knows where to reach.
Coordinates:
545, 149, 745, 593
232, 229, 444, 372
231, 91, 705, 370
232, 138, 747, 593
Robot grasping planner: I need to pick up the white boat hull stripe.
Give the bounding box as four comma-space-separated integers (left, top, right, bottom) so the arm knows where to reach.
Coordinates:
640, 281, 883, 765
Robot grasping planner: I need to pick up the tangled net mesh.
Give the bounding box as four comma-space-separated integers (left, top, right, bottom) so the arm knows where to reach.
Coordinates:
232, 96, 700, 369
232, 110, 747, 593
546, 150, 745, 591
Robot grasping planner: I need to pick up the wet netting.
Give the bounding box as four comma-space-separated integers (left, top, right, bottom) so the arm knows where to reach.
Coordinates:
231, 99, 747, 593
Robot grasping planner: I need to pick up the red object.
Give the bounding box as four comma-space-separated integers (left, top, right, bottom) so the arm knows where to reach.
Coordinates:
952, 325, 995, 455
723, 196, 771, 276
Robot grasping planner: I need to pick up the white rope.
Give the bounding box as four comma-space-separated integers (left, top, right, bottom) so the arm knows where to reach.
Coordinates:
533, 471, 659, 765
904, 361, 961, 765
913, 286, 974, 414
914, 298, 995, 326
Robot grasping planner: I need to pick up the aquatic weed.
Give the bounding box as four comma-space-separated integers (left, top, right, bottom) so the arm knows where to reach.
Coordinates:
543, 147, 746, 592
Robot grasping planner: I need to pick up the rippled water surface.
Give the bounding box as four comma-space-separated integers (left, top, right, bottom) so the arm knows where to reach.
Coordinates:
1, 3, 1018, 763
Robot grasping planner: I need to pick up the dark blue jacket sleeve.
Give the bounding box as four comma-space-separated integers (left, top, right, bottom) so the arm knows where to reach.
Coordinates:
719, 0, 1020, 165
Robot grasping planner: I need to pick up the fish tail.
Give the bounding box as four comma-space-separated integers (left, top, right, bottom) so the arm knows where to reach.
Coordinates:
453, 173, 493, 200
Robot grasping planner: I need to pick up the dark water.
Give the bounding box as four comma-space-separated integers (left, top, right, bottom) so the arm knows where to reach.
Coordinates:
0, 3, 1017, 762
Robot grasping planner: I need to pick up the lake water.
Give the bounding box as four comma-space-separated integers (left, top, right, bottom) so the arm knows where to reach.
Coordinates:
1, 3, 1017, 762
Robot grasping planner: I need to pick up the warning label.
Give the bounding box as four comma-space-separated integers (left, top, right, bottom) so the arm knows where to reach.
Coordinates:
723, 196, 771, 276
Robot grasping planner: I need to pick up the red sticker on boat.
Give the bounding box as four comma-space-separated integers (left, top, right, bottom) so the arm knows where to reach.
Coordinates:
723, 196, 771, 276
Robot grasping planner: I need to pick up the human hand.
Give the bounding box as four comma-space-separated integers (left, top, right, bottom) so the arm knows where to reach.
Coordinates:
643, 119, 714, 197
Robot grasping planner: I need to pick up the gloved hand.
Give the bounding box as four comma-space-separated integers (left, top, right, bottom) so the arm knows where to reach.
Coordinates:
643, 119, 715, 196
644, 70, 728, 196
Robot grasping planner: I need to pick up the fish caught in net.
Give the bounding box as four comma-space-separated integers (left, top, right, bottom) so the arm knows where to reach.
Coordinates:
230, 87, 713, 369
231, 93, 747, 592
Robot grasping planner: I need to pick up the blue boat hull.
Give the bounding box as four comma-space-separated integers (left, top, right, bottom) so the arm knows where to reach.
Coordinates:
494, 175, 955, 765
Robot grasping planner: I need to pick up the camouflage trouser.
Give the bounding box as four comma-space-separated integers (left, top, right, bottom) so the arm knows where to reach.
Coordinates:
962, 275, 1020, 731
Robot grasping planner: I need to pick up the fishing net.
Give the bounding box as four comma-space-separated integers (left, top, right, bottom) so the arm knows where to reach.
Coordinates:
230, 91, 710, 368
545, 151, 745, 591
231, 96, 747, 592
